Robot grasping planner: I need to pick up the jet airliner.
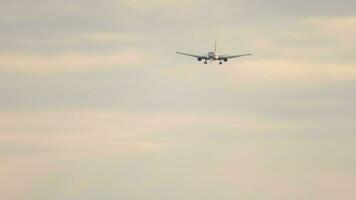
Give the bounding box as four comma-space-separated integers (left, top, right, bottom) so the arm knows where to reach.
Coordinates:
176, 41, 252, 64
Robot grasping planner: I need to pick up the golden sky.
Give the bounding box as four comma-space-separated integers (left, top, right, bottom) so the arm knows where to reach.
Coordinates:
1, 0, 356, 199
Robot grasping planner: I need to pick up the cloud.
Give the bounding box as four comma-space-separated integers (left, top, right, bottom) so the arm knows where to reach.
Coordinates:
0, 109, 355, 200
226, 59, 356, 85
0, 49, 153, 74
0, 110, 282, 157
0, 1, 356, 200
121, 0, 193, 11
0, 110, 355, 200
303, 17, 356, 38
232, 0, 356, 17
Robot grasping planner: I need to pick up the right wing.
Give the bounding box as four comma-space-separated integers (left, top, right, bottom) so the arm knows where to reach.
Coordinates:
224, 54, 252, 59
176, 52, 205, 58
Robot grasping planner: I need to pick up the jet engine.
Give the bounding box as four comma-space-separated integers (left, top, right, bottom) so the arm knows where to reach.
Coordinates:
197, 57, 203, 62
223, 58, 228, 62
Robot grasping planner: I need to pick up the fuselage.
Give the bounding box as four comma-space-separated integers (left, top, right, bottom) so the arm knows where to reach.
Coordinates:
208, 52, 218, 60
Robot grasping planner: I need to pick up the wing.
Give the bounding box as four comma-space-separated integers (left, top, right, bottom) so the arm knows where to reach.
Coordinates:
221, 54, 252, 59
176, 52, 205, 58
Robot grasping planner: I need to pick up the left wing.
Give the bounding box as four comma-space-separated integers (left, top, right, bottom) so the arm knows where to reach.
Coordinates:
176, 52, 205, 58
221, 54, 252, 59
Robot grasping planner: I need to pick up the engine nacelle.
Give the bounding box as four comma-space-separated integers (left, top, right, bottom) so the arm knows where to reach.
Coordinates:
223, 58, 228, 62
197, 57, 203, 62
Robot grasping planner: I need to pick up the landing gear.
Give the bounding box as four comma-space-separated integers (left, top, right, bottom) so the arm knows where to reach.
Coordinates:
219, 62, 223, 65
204, 60, 208, 64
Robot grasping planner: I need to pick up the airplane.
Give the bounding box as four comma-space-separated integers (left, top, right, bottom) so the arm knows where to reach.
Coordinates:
176, 41, 252, 64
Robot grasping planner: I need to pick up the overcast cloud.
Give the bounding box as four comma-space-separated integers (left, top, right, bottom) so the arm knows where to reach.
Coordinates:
0, 0, 356, 200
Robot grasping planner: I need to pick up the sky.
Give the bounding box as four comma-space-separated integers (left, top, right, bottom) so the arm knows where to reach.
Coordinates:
1, 0, 356, 199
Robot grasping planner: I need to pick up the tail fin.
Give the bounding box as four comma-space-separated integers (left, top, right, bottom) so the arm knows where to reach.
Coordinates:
214, 40, 217, 53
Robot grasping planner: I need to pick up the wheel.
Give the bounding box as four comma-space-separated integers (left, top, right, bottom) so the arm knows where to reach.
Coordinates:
204, 61, 207, 64
219, 62, 222, 65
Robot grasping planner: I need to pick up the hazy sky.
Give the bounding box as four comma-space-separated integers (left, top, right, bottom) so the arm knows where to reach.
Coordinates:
1, 0, 356, 199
